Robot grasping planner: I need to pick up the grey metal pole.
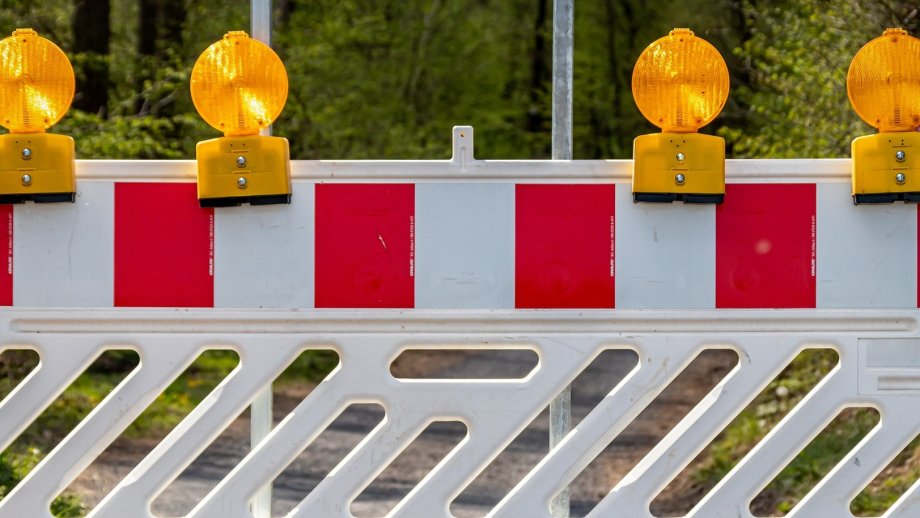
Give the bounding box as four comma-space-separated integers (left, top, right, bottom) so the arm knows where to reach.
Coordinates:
552, 0, 574, 162
250, 3, 273, 517
550, 0, 573, 517
251, 0, 271, 46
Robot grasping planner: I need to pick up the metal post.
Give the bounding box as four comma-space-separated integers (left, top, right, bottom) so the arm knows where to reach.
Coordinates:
251, 0, 271, 46
250, 4, 273, 517
550, 1, 573, 517
552, 0, 574, 162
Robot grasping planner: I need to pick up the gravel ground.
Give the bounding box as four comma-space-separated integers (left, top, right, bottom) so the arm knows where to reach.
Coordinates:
68, 349, 736, 517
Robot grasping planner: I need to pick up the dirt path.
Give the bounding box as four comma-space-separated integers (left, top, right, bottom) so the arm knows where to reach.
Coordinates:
70, 349, 736, 516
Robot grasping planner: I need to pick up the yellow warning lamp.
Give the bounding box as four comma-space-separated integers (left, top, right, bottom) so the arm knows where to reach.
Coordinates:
631, 29, 729, 203
848, 28, 920, 204
0, 29, 75, 204
191, 31, 290, 207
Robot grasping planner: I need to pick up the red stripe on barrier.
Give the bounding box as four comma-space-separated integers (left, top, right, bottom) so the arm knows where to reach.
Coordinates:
516, 184, 615, 308
716, 184, 816, 308
0, 205, 11, 306
115, 183, 214, 307
315, 184, 415, 308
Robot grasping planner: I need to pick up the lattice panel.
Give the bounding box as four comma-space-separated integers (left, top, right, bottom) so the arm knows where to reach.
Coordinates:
2, 309, 920, 518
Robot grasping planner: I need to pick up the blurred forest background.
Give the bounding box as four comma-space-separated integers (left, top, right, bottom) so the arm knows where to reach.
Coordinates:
3, 1, 920, 516
0, 0, 917, 160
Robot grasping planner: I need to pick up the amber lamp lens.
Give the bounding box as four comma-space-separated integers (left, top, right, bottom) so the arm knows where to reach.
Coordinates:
0, 28, 74, 134
632, 28, 729, 133
190, 31, 288, 137
847, 28, 920, 132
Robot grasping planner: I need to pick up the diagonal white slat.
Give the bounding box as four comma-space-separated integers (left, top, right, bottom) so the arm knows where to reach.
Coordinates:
595, 337, 805, 517
385, 338, 597, 517
192, 336, 594, 518
489, 338, 702, 518
886, 469, 920, 517
0, 337, 202, 518
689, 369, 853, 518
789, 399, 920, 517
187, 337, 398, 516
291, 416, 431, 518
0, 340, 101, 454
89, 336, 309, 518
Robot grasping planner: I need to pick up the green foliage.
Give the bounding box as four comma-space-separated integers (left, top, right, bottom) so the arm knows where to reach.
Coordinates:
718, 0, 867, 157
572, 0, 743, 157
850, 437, 920, 515
120, 350, 240, 438
0, 0, 747, 160
721, 0, 920, 157
0, 449, 85, 516
56, 111, 206, 159
1, 0, 918, 160
854, 487, 904, 516
124, 350, 336, 438
274, 0, 550, 158
280, 350, 339, 382
0, 0, 72, 46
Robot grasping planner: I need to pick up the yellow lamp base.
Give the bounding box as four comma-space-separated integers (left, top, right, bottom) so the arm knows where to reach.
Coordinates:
0, 133, 75, 204
632, 132, 725, 203
852, 132, 920, 204
196, 135, 291, 208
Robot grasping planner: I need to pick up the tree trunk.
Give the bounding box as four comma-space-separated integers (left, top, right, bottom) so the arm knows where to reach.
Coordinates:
276, 0, 296, 27
135, 0, 187, 116
72, 0, 111, 116
527, 0, 550, 144
135, 0, 158, 114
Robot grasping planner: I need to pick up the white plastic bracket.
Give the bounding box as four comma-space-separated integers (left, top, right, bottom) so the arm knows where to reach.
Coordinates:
451, 126, 475, 170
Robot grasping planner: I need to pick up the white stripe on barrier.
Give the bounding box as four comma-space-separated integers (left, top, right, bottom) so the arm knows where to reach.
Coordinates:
214, 182, 314, 309
614, 186, 716, 309
816, 182, 918, 308
416, 183, 515, 309
13, 182, 114, 307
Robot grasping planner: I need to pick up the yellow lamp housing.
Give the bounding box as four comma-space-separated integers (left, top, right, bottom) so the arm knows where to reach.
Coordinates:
0, 29, 75, 204
631, 28, 729, 204
848, 28, 920, 204
191, 31, 291, 208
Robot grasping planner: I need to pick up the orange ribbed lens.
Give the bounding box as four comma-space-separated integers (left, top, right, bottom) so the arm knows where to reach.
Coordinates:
847, 28, 920, 132
190, 31, 288, 137
632, 29, 729, 133
0, 29, 74, 134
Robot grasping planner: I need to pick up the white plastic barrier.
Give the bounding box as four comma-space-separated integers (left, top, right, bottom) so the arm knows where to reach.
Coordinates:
1, 128, 920, 517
